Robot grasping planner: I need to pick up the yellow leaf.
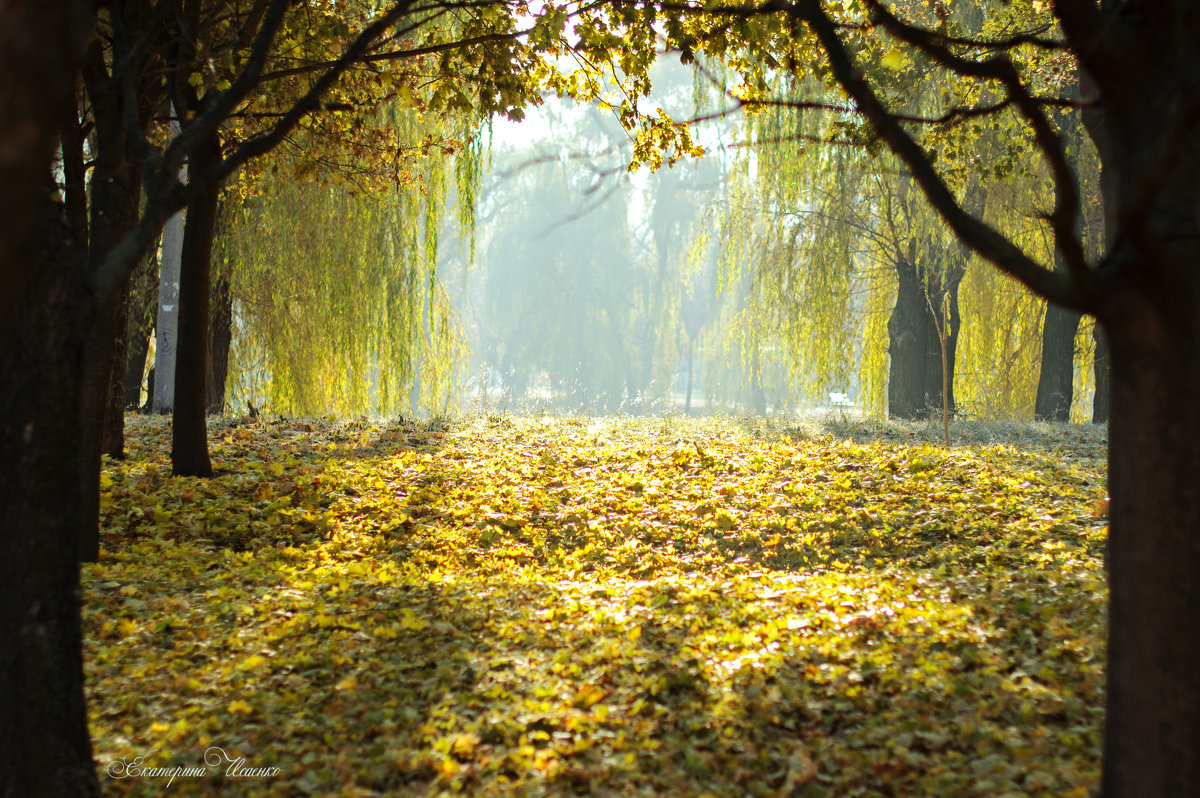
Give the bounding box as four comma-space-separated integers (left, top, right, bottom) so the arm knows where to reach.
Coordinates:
881, 48, 908, 70
335, 675, 358, 692
399, 610, 427, 631
627, 624, 642, 641
572, 684, 606, 708
227, 699, 253, 715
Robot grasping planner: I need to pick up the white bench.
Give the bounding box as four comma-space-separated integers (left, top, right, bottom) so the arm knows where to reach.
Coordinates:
828, 391, 851, 409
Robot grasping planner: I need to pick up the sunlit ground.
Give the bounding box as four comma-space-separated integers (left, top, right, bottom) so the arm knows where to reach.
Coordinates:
85, 414, 1107, 796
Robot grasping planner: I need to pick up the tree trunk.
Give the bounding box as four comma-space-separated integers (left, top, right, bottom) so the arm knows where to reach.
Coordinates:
206, 268, 232, 414
153, 202, 184, 413
888, 251, 960, 420
102, 291, 131, 456
1101, 296, 1200, 796
887, 254, 929, 419
1034, 94, 1086, 425
1092, 324, 1110, 424
124, 249, 158, 410
1034, 304, 1082, 422
888, 245, 963, 421
0, 5, 97, 791
78, 39, 145, 557
0, 211, 100, 798
685, 336, 695, 414
171, 129, 220, 477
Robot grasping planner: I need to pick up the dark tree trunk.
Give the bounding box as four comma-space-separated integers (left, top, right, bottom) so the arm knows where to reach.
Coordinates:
0, 211, 100, 798
124, 250, 158, 409
887, 251, 961, 420
887, 254, 929, 419
1092, 324, 1110, 424
1101, 291, 1200, 796
1034, 304, 1082, 422
0, 4, 98, 794
1034, 96, 1085, 424
206, 268, 232, 414
78, 25, 155, 554
171, 129, 220, 477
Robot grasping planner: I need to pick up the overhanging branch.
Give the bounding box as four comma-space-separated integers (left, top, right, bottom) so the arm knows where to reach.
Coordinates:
796, 0, 1092, 314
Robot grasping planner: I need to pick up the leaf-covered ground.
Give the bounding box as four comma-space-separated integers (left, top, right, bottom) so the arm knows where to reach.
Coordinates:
85, 414, 1108, 796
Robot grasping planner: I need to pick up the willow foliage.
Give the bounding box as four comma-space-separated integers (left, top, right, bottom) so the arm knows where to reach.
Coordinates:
219, 116, 480, 417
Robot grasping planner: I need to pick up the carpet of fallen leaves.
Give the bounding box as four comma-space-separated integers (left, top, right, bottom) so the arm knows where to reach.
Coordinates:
85, 414, 1108, 797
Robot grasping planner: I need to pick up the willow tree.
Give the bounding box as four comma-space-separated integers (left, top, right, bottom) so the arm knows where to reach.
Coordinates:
462, 104, 643, 411
218, 124, 476, 416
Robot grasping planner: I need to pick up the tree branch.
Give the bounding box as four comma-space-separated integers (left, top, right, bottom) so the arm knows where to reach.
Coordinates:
795, 0, 1090, 313
860, 0, 1101, 308
91, 0, 418, 302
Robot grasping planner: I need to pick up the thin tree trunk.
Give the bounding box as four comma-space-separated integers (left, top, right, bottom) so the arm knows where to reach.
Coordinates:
102, 292, 130, 456
685, 336, 695, 415
171, 129, 220, 477
1093, 325, 1110, 424
124, 251, 157, 410
206, 268, 232, 414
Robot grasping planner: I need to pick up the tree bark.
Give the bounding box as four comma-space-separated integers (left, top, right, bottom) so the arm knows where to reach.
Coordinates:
887, 250, 961, 420
0, 211, 100, 798
153, 201, 184, 414
0, 4, 97, 794
1034, 94, 1085, 424
1092, 324, 1110, 424
1101, 293, 1200, 796
171, 128, 220, 477
102, 290, 131, 456
78, 43, 144, 557
1034, 304, 1082, 422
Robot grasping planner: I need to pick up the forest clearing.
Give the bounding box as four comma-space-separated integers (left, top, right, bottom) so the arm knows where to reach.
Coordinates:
89, 415, 1107, 796
6, 2, 1199, 795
